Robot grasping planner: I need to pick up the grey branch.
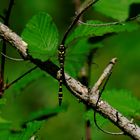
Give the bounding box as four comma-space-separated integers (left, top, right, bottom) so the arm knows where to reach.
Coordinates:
91, 58, 117, 95
0, 21, 140, 140
0, 22, 28, 58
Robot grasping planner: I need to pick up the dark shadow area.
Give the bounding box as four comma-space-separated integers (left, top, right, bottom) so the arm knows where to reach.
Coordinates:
129, 3, 140, 18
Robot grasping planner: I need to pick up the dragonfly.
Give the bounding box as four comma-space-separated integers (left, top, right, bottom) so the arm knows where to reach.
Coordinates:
57, 0, 99, 106
56, 39, 99, 106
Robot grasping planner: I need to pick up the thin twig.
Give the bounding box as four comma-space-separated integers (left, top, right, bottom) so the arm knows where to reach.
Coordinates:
78, 20, 124, 26
73, 0, 83, 23
4, 0, 15, 26
88, 57, 124, 135
91, 58, 117, 95
0, 0, 15, 96
78, 14, 140, 27
93, 72, 124, 135
1, 52, 24, 61
61, 0, 99, 45
3, 66, 37, 90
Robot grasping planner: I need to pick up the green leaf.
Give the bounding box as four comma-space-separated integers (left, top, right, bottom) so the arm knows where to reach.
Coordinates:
94, 0, 140, 20
26, 107, 66, 122
83, 109, 94, 125
64, 39, 103, 77
17, 121, 43, 140
0, 98, 6, 107
22, 12, 59, 61
83, 109, 110, 127
0, 117, 11, 134
0, 117, 10, 124
83, 89, 140, 128
8, 121, 43, 140
0, 121, 43, 140
12, 68, 45, 92
102, 89, 140, 117
66, 20, 139, 44
0, 107, 65, 140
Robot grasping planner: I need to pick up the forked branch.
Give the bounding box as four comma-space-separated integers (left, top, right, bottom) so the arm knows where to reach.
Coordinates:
0, 21, 140, 140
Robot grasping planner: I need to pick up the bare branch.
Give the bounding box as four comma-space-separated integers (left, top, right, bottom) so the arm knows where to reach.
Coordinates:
0, 22, 28, 58
0, 21, 140, 140
65, 73, 140, 140
91, 58, 117, 95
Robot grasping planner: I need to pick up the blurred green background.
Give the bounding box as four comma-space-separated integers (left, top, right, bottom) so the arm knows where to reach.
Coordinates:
0, 0, 140, 140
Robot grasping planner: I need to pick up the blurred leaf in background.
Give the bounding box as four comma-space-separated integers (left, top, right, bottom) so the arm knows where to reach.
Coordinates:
0, 0, 140, 140
94, 0, 140, 20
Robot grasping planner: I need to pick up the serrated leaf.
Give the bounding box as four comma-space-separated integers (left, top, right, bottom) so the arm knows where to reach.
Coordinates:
83, 90, 140, 128
64, 39, 102, 77
66, 20, 139, 44
22, 12, 59, 61
8, 121, 43, 140
94, 0, 140, 20
102, 89, 140, 117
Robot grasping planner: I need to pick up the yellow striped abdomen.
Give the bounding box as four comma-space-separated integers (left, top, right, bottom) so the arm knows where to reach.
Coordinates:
58, 44, 65, 106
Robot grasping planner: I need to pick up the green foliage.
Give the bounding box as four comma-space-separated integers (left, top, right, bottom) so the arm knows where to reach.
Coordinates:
11, 68, 45, 93
0, 0, 140, 140
83, 109, 109, 127
51, 38, 102, 77
0, 106, 65, 140
84, 89, 140, 128
0, 98, 6, 108
0, 117, 10, 124
94, 0, 140, 20
26, 106, 66, 122
0, 121, 42, 140
66, 20, 139, 44
83, 109, 94, 124
64, 39, 102, 77
22, 12, 59, 61
63, 19, 139, 77
13, 121, 43, 140
0, 98, 11, 134
102, 89, 140, 117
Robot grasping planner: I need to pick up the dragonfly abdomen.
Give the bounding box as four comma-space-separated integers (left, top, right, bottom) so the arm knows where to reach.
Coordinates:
58, 44, 66, 106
